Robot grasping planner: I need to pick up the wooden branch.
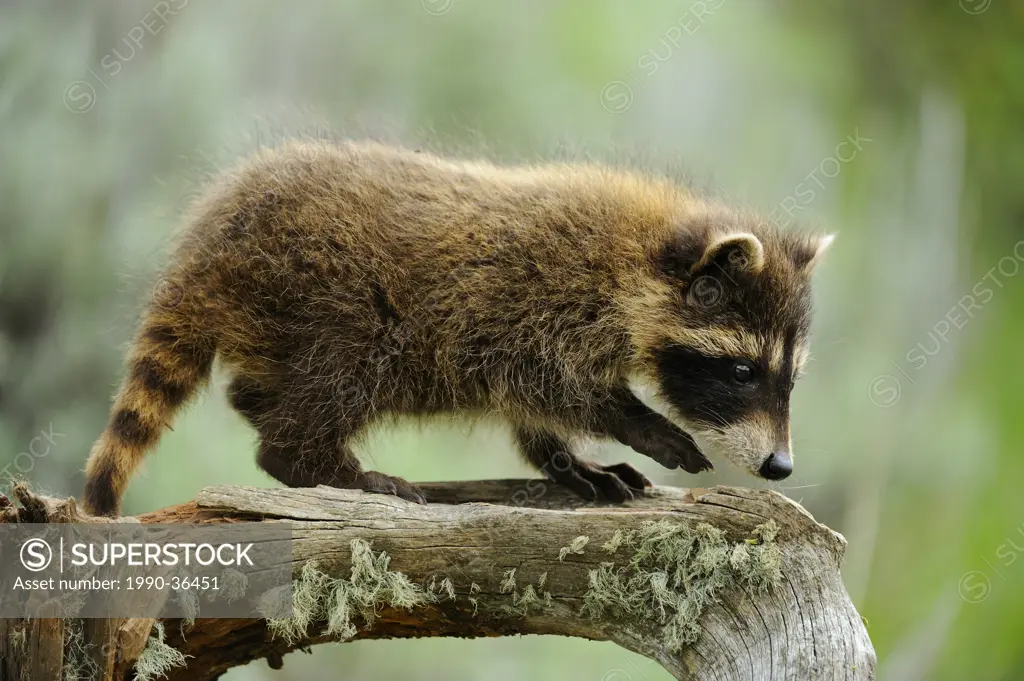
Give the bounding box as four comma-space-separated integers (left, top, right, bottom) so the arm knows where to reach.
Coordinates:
0, 481, 876, 680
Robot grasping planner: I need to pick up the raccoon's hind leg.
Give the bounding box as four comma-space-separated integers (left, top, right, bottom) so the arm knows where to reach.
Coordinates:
514, 426, 651, 502
228, 376, 425, 503
227, 375, 279, 427
257, 417, 426, 503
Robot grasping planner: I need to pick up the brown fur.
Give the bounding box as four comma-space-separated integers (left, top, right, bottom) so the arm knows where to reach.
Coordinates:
83, 141, 829, 516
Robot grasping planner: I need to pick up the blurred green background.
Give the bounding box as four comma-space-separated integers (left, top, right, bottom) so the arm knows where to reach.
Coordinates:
1, 1, 1022, 679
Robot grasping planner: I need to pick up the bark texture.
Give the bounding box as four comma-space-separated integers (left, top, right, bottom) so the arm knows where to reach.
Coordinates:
0, 480, 876, 681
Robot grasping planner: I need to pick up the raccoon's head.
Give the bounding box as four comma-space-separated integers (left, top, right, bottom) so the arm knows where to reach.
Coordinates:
626, 208, 833, 481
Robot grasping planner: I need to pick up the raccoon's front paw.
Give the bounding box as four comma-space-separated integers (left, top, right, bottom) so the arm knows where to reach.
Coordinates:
635, 425, 713, 474
355, 471, 427, 504
549, 458, 651, 503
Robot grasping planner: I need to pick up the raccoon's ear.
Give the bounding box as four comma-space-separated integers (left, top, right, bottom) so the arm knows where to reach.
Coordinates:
657, 232, 765, 281
690, 232, 765, 278
792, 233, 836, 273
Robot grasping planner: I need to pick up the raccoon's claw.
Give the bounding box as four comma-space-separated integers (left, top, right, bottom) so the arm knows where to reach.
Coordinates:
637, 427, 713, 474
677, 442, 713, 474
356, 471, 427, 504
550, 459, 649, 503
602, 462, 653, 490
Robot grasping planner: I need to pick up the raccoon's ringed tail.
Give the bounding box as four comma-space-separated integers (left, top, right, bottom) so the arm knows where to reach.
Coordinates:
82, 311, 214, 516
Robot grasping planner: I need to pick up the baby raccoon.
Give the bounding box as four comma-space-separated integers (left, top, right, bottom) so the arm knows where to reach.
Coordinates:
82, 141, 832, 516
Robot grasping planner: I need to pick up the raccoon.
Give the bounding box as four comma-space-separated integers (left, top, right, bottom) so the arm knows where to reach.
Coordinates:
82, 141, 832, 516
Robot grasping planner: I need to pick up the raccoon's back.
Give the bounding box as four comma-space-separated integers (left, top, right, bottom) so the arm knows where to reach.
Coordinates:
172, 142, 683, 370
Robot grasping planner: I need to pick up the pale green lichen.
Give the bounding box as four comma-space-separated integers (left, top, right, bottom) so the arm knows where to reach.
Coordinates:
257, 584, 293, 622
426, 575, 457, 601
503, 584, 541, 617
264, 561, 330, 642
582, 520, 783, 652
175, 588, 199, 630
133, 622, 189, 681
219, 568, 249, 603
264, 539, 429, 644
730, 521, 783, 592
558, 535, 590, 561
501, 572, 556, 618
500, 569, 517, 594
60, 621, 100, 681
10, 626, 26, 652
602, 530, 625, 554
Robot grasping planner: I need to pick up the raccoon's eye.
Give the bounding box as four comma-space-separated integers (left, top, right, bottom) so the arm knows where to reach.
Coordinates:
732, 361, 755, 384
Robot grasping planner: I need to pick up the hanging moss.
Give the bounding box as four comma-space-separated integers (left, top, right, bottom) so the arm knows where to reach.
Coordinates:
60, 620, 100, 681
218, 568, 249, 604
263, 561, 331, 643
175, 588, 199, 630
9, 626, 26, 652
133, 622, 189, 681
583, 520, 783, 652
264, 539, 430, 645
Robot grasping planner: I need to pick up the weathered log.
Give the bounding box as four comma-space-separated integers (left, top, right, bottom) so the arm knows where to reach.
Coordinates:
0, 481, 876, 680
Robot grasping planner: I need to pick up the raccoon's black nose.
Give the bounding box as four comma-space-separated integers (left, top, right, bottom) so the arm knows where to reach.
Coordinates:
759, 451, 793, 481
